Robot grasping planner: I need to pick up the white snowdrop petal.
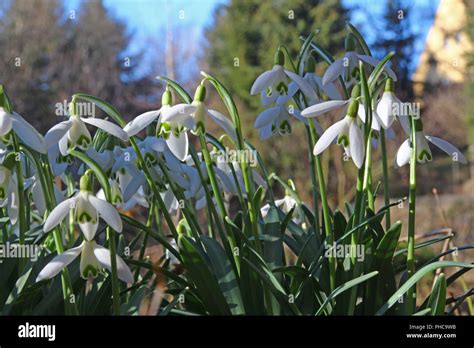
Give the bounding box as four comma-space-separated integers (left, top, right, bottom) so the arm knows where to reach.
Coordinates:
322, 58, 345, 85
43, 197, 76, 232
313, 118, 347, 156
81, 117, 129, 141
395, 138, 411, 168
349, 121, 365, 168
88, 195, 123, 233
94, 244, 134, 283
426, 136, 467, 164
301, 100, 349, 118
36, 243, 83, 282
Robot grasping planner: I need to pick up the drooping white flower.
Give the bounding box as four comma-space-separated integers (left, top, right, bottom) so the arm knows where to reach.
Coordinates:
301, 98, 351, 119
254, 103, 292, 140
43, 174, 123, 240
36, 240, 133, 283
45, 102, 128, 156
374, 78, 408, 130
0, 164, 19, 224
0, 107, 47, 153
261, 194, 304, 225
395, 118, 467, 167
250, 49, 317, 102
311, 99, 365, 168
322, 34, 397, 86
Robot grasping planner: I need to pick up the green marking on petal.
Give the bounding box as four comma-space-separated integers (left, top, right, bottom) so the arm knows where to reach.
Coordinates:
338, 134, 350, 147
418, 149, 432, 162
81, 264, 99, 279
76, 211, 94, 223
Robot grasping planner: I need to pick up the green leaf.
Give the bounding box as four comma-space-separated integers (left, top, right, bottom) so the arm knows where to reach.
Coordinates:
73, 93, 126, 127
122, 214, 181, 261
178, 235, 231, 315
413, 308, 432, 316
346, 22, 372, 56
368, 51, 395, 90
376, 261, 474, 315
2, 267, 32, 314
157, 76, 192, 104
427, 273, 447, 315
372, 221, 402, 306
200, 236, 244, 315
315, 271, 379, 315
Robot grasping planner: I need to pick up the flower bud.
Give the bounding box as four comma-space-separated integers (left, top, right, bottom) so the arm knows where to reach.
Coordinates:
274, 48, 285, 66
193, 84, 206, 103
351, 84, 360, 98
79, 172, 92, 192
162, 89, 172, 106
345, 33, 356, 52
192, 101, 206, 135
384, 78, 394, 93
306, 56, 316, 74
347, 99, 359, 118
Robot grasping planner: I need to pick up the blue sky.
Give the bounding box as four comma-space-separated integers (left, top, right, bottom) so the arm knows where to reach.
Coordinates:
64, 0, 440, 77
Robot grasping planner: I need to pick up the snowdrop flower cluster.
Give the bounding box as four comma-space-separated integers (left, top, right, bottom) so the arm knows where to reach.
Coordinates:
251, 49, 317, 139
250, 38, 467, 171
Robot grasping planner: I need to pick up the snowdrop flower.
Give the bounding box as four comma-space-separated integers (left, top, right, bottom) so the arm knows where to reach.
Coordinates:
0, 164, 19, 224
213, 152, 267, 196
123, 89, 194, 142
36, 239, 133, 283
395, 118, 467, 167
0, 107, 47, 153
301, 83, 361, 119
261, 194, 303, 224
45, 101, 128, 156
254, 103, 292, 140
43, 173, 123, 240
311, 99, 365, 168
322, 34, 396, 86
251, 49, 316, 102
375, 78, 407, 130
302, 57, 343, 105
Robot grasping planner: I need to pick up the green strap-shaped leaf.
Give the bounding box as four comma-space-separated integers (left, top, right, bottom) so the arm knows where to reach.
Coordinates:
73, 93, 126, 127
376, 261, 474, 315
427, 273, 447, 315
315, 271, 379, 315
178, 235, 231, 315
200, 236, 244, 315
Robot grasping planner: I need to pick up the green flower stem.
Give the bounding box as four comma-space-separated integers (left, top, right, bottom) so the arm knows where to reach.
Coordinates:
188, 145, 236, 262
69, 150, 121, 315
308, 119, 335, 292
129, 139, 179, 239
380, 129, 391, 229
65, 173, 75, 248
106, 226, 121, 315
362, 128, 374, 212
198, 133, 244, 254
304, 124, 320, 233
22, 148, 78, 315
200, 72, 261, 255
12, 136, 26, 273
134, 201, 154, 281
407, 115, 418, 313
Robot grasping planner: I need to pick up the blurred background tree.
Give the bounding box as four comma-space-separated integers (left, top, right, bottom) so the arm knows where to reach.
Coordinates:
205, 0, 348, 109
0, 0, 154, 132
371, 0, 417, 100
